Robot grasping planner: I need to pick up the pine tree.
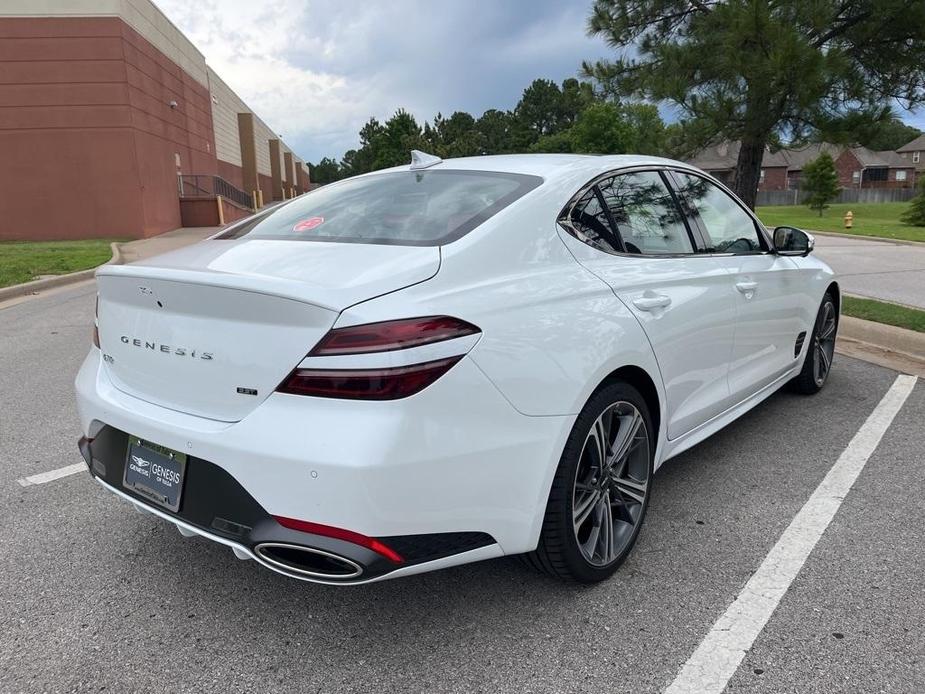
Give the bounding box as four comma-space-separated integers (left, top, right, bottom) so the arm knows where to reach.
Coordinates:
803, 153, 840, 216
900, 184, 925, 226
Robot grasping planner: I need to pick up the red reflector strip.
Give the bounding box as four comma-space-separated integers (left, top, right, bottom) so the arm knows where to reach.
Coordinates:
277, 356, 462, 400
273, 516, 403, 564
309, 316, 479, 356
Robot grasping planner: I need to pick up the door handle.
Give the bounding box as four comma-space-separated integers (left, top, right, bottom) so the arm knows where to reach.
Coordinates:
736, 281, 758, 294
633, 294, 672, 311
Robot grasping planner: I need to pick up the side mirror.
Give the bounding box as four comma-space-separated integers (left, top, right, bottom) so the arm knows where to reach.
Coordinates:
773, 226, 814, 257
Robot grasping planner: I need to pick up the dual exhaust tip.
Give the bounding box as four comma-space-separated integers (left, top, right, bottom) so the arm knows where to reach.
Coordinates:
254, 542, 364, 581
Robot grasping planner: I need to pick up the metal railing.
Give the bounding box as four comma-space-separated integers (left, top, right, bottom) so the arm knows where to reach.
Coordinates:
178, 175, 254, 210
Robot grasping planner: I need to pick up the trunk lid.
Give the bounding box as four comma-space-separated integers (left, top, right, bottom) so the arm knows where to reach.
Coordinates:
96, 239, 440, 422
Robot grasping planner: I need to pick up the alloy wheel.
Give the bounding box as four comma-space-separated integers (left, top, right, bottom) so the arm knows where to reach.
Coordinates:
814, 300, 837, 387
572, 401, 650, 567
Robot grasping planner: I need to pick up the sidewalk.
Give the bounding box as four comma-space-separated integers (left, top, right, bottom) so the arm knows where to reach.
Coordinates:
812, 233, 925, 310
117, 226, 219, 264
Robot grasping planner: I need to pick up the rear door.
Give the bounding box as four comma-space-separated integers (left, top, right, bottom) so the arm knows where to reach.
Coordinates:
560, 169, 737, 439
671, 172, 805, 400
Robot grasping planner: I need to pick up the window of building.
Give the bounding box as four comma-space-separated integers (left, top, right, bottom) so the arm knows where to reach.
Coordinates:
914, 152, 921, 164
896, 170, 908, 181
759, 169, 766, 181
852, 171, 861, 183
864, 168, 888, 182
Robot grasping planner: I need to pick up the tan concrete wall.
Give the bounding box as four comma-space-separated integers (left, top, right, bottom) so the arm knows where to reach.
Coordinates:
253, 116, 278, 177
207, 67, 246, 167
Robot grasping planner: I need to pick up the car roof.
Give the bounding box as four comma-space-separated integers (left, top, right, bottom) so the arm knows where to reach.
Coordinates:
375, 153, 702, 184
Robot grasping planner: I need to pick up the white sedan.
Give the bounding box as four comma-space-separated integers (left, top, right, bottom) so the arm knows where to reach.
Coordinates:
75, 152, 838, 585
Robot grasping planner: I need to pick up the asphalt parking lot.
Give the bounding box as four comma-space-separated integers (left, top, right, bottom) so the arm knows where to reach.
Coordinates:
1, 282, 923, 694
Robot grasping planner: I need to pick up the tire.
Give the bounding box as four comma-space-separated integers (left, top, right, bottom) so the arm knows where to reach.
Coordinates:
524, 381, 654, 583
790, 291, 838, 395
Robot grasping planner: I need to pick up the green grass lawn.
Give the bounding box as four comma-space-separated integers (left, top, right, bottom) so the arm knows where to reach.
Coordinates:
756, 202, 925, 243
842, 295, 925, 333
0, 240, 115, 289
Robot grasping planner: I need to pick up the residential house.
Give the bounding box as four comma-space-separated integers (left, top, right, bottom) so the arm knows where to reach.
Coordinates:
897, 134, 925, 177
689, 141, 916, 192
687, 142, 789, 190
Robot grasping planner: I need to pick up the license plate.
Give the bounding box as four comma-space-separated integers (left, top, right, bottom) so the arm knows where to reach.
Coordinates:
123, 437, 187, 512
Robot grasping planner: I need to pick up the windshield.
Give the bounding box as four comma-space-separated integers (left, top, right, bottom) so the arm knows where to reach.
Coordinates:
218, 169, 543, 246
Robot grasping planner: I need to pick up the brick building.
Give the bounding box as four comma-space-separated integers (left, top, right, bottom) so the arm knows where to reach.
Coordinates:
0, 0, 311, 241
897, 134, 925, 178
689, 141, 916, 193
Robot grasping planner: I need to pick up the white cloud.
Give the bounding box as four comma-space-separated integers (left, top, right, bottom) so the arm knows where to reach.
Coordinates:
152, 0, 612, 161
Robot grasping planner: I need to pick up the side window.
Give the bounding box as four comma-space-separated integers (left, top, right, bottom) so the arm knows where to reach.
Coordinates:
597, 172, 694, 255
566, 187, 621, 254
675, 173, 764, 254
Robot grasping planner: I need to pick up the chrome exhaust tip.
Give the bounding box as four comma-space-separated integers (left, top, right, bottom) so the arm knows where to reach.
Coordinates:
253, 542, 363, 580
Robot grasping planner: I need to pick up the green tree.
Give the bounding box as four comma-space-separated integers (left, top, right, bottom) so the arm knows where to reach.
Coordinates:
475, 109, 515, 154
514, 78, 564, 142
433, 111, 481, 158
339, 149, 363, 177
308, 157, 341, 185
858, 118, 922, 152
559, 78, 596, 127
802, 152, 840, 216
568, 102, 633, 154
530, 131, 573, 153
900, 182, 925, 226
619, 103, 666, 155
371, 109, 424, 170
583, 0, 925, 209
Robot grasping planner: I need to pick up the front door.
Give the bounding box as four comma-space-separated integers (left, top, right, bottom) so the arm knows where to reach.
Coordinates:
672, 172, 805, 400
562, 170, 738, 440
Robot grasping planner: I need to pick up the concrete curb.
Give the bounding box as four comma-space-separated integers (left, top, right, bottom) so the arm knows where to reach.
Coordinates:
808, 229, 925, 246
839, 315, 925, 361
0, 240, 124, 302
838, 315, 925, 378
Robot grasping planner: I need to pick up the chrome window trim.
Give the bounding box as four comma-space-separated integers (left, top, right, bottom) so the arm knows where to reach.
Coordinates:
557, 165, 706, 260
557, 163, 777, 259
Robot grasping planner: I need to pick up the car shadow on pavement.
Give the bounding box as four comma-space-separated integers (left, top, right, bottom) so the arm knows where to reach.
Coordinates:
85, 355, 898, 692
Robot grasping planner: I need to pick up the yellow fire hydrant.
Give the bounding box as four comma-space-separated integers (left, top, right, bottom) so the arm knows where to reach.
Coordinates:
844, 210, 854, 229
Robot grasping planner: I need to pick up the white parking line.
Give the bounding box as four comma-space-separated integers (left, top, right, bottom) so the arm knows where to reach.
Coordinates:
664, 374, 918, 694
17, 462, 87, 487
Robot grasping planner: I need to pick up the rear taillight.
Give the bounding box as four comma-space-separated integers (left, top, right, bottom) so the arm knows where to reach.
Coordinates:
277, 316, 480, 400
278, 356, 462, 400
308, 316, 479, 356
273, 516, 404, 564
92, 295, 100, 348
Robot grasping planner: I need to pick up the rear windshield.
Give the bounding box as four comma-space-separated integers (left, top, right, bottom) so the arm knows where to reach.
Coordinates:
218, 169, 543, 246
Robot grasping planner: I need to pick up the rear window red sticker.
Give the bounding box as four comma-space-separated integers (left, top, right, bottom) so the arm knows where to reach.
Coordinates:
293, 216, 324, 232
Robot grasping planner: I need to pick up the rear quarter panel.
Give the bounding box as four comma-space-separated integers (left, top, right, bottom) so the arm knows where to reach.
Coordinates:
337, 188, 666, 423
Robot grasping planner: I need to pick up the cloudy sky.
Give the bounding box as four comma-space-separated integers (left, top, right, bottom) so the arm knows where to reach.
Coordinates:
154, 1, 925, 165
153, 0, 612, 163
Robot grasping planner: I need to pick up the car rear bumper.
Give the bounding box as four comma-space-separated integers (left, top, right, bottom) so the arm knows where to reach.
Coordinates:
75, 350, 573, 582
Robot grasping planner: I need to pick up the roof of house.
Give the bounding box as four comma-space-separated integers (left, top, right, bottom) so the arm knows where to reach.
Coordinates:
690, 140, 915, 173
850, 147, 910, 168
687, 141, 788, 171
897, 134, 925, 153
774, 143, 839, 171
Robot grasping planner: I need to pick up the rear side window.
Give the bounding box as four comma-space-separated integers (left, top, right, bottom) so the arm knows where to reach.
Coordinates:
598, 172, 695, 255
217, 170, 542, 246
566, 188, 622, 253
